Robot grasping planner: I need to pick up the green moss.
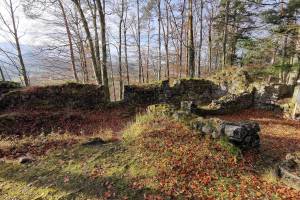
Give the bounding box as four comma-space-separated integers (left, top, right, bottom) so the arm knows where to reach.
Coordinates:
218, 137, 241, 157
147, 104, 174, 116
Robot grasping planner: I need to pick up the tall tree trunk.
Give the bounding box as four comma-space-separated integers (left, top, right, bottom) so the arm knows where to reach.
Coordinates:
72, 0, 101, 84
157, 0, 162, 80
108, 40, 116, 101
197, 0, 203, 77
90, 0, 102, 84
74, 9, 89, 83
187, 0, 195, 78
146, 16, 151, 83
9, 0, 29, 86
118, 0, 124, 99
281, 34, 289, 83
123, 4, 129, 85
222, 0, 230, 70
58, 0, 79, 82
208, 13, 212, 73
179, 0, 186, 78
136, 0, 143, 83
0, 65, 5, 81
95, 0, 110, 99
162, 0, 170, 80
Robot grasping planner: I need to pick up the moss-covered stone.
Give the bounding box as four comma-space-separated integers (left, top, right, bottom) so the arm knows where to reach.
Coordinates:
146, 104, 175, 117
0, 81, 21, 97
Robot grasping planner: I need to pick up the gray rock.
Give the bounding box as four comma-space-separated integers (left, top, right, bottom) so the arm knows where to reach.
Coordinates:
221, 121, 260, 149
18, 156, 34, 164
275, 152, 300, 190
180, 101, 195, 114
81, 138, 106, 146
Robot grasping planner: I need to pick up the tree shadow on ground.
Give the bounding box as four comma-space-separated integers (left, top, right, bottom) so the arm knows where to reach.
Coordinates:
0, 144, 162, 199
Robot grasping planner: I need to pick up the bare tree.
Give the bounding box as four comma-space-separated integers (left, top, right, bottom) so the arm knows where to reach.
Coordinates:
136, 0, 143, 83
118, 0, 124, 99
87, 0, 102, 84
157, 0, 162, 80
95, 0, 110, 98
0, 65, 5, 81
71, 0, 102, 85
162, 0, 170, 80
222, 0, 230, 69
58, 0, 79, 82
0, 0, 30, 86
187, 0, 195, 78
196, 0, 203, 77
123, 0, 130, 85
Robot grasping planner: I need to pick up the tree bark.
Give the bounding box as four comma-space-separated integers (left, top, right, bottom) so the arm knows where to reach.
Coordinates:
108, 40, 116, 101
118, 0, 124, 99
146, 16, 151, 83
187, 0, 195, 78
179, 0, 186, 78
89, 0, 102, 84
123, 3, 129, 85
197, 0, 203, 77
137, 0, 143, 83
157, 0, 162, 80
162, 0, 170, 80
222, 0, 230, 70
0, 65, 5, 81
208, 13, 213, 73
95, 0, 110, 99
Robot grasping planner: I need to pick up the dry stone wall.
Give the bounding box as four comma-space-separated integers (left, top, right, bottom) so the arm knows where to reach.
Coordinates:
195, 91, 255, 115
0, 83, 109, 110
124, 79, 226, 106
0, 81, 21, 97
254, 83, 294, 110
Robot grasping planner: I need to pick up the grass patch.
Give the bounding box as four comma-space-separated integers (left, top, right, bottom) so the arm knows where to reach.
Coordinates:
218, 137, 241, 157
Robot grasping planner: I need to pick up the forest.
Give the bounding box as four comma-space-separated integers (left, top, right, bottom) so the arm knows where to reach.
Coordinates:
0, 0, 300, 199
0, 0, 298, 96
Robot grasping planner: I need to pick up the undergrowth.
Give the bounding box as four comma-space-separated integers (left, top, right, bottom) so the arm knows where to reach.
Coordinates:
0, 112, 299, 199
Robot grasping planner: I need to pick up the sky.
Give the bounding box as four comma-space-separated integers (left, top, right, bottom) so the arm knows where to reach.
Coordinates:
0, 0, 46, 46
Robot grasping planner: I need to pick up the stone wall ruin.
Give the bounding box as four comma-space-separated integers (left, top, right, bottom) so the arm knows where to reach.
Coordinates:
0, 83, 109, 111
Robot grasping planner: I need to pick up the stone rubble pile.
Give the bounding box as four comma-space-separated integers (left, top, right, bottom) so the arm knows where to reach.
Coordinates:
191, 117, 260, 150
147, 102, 261, 150
275, 152, 300, 190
